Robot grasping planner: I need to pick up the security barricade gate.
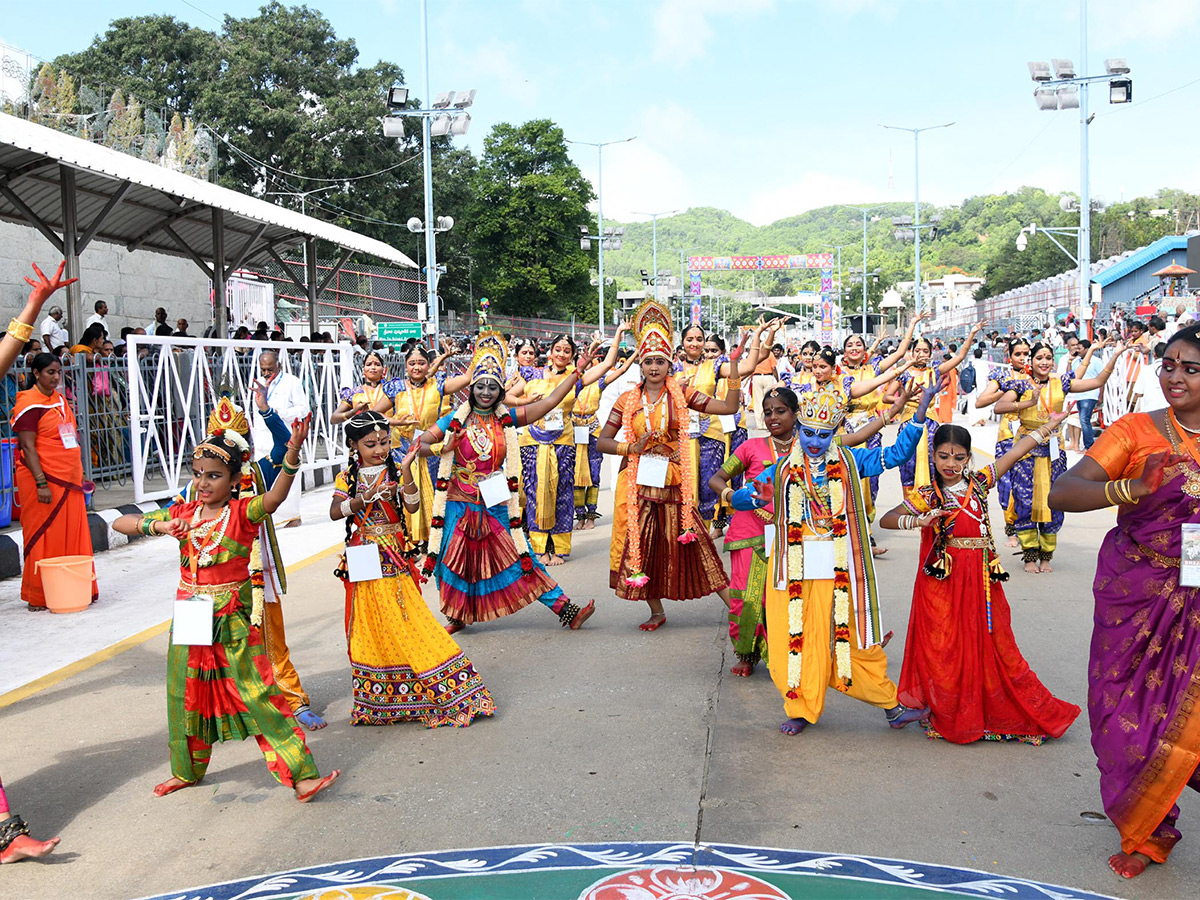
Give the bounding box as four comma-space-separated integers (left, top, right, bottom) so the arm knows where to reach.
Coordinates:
126, 335, 354, 502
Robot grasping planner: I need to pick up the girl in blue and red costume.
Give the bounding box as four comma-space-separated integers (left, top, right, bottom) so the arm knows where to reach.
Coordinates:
418, 332, 596, 634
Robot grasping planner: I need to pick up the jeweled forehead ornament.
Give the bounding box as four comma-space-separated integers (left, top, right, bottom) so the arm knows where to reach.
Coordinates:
796, 387, 847, 431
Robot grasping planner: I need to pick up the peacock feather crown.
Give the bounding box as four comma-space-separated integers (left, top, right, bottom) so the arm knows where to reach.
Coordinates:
796, 387, 847, 431
633, 296, 674, 361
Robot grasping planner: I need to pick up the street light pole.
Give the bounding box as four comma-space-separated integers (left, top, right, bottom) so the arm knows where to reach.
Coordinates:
1079, 0, 1091, 317
632, 209, 679, 302
419, 0, 439, 338
880, 123, 954, 318
567, 136, 635, 336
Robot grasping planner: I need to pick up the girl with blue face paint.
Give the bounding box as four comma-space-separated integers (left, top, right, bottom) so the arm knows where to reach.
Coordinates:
730, 375, 944, 736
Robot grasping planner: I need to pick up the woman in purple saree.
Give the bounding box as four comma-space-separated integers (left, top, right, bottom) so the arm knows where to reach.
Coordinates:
1049, 323, 1200, 880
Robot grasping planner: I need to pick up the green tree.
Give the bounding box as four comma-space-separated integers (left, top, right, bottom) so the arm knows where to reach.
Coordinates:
53, 15, 220, 119
469, 119, 596, 320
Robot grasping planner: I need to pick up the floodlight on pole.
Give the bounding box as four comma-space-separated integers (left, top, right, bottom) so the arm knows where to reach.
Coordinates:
566, 135, 636, 336
386, 86, 409, 109
379, 0, 477, 338
1023, 0, 1131, 332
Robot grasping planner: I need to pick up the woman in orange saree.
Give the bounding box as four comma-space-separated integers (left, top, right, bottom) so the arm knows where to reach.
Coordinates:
0, 261, 75, 865
11, 352, 96, 610
597, 298, 744, 631
1049, 323, 1200, 880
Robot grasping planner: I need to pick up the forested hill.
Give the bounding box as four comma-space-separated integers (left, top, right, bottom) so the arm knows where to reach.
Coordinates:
603, 187, 1200, 301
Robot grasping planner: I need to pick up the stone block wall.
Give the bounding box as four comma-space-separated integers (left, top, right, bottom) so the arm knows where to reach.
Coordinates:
0, 219, 214, 341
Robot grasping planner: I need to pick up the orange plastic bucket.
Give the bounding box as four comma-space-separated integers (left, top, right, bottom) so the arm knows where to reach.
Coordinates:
34, 555, 95, 613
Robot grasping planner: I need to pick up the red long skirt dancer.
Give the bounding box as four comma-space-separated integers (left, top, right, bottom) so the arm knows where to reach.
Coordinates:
597, 297, 746, 631
880, 421, 1079, 745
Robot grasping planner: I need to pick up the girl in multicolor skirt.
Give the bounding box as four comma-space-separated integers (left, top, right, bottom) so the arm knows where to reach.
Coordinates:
418, 333, 596, 634
331, 411, 495, 726
113, 415, 339, 801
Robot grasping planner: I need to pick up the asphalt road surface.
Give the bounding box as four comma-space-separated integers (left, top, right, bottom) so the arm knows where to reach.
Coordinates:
0, 472, 1192, 900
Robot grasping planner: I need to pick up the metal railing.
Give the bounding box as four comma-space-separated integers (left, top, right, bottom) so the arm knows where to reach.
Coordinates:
1, 353, 134, 488
126, 336, 354, 502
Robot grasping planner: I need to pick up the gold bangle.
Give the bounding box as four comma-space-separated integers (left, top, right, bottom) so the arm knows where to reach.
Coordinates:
720, 486, 734, 505
1113, 480, 1132, 508
6, 319, 33, 342
617, 442, 630, 457
1103, 481, 1117, 507
881, 411, 892, 425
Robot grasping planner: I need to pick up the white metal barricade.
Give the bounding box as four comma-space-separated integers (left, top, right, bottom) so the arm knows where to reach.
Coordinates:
127, 335, 354, 502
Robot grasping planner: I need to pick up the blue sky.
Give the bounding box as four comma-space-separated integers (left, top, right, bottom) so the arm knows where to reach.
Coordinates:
4, 0, 1198, 226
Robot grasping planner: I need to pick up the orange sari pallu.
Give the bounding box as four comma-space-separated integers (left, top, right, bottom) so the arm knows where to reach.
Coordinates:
10, 388, 96, 608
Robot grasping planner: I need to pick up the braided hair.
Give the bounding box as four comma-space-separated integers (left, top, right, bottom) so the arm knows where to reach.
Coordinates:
341, 410, 417, 559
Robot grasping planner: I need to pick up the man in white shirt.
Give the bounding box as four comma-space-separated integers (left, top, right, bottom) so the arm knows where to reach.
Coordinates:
252, 350, 311, 526
84, 300, 109, 336
39, 306, 68, 350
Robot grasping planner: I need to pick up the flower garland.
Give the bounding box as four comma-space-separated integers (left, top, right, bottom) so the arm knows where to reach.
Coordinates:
423, 401, 534, 580
619, 376, 697, 587
782, 443, 852, 693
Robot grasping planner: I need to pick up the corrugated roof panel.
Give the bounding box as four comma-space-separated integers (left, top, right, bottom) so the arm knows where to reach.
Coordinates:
1092, 235, 1189, 287
0, 112, 415, 269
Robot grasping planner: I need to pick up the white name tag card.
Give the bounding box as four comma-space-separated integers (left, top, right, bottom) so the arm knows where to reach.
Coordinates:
803, 541, 836, 580
636, 454, 669, 488
763, 525, 775, 560
59, 423, 78, 449
479, 472, 511, 508
719, 414, 737, 433
346, 543, 384, 582
574, 425, 591, 445
688, 410, 701, 436
1181, 524, 1200, 588
542, 408, 564, 431
1049, 436, 1061, 459
172, 596, 214, 646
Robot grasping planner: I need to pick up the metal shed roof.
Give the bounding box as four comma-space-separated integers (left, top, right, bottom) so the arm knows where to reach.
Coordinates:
0, 111, 415, 269
1091, 235, 1188, 288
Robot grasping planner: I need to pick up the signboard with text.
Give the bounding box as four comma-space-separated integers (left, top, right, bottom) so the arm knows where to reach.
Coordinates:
376, 321, 423, 348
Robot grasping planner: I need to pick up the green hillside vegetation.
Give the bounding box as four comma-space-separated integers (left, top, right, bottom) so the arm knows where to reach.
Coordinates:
602, 188, 1200, 312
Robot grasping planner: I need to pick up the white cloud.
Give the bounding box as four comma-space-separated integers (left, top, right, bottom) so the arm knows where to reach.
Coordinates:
737, 171, 883, 227
651, 0, 774, 65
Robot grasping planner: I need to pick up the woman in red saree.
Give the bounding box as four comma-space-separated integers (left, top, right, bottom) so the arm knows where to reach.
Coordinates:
11, 352, 96, 610
1049, 323, 1200, 880
880, 421, 1079, 745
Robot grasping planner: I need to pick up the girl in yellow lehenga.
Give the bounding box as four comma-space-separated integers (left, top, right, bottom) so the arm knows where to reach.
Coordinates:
331, 411, 495, 727
573, 347, 636, 530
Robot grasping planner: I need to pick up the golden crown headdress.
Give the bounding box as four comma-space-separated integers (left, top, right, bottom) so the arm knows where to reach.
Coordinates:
633, 296, 674, 361
796, 387, 847, 431
469, 331, 507, 385
207, 394, 249, 437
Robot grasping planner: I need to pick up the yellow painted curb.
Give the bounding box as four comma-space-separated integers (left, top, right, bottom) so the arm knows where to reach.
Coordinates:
0, 542, 343, 710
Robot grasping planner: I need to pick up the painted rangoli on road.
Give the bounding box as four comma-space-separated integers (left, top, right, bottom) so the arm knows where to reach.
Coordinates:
140, 841, 1118, 900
